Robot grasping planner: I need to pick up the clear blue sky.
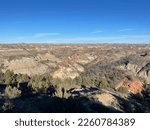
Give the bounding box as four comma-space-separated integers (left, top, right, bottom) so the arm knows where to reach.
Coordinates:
0, 0, 150, 43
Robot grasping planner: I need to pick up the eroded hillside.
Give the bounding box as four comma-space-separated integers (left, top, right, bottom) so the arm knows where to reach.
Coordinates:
0, 44, 149, 81
0, 44, 150, 113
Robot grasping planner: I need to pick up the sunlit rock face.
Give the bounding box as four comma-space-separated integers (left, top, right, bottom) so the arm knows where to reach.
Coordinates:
116, 78, 144, 94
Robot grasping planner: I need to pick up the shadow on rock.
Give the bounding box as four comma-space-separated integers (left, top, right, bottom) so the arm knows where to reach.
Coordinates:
2, 94, 121, 113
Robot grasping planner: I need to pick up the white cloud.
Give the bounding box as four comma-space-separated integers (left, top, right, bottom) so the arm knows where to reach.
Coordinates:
15, 33, 60, 41
119, 28, 133, 32
34, 33, 60, 37
91, 30, 103, 34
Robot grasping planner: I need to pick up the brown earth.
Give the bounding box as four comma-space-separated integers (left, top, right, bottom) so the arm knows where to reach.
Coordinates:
0, 44, 150, 92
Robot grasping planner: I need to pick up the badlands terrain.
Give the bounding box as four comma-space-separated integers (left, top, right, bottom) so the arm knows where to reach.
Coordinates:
0, 44, 150, 113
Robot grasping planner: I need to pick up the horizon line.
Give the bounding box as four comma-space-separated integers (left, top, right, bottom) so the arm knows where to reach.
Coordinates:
0, 42, 150, 45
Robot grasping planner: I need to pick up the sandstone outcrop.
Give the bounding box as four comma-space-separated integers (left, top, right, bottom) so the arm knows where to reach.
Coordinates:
116, 78, 144, 94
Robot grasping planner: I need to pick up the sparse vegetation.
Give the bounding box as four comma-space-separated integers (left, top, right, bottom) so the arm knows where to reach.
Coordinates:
5, 86, 21, 99
117, 87, 128, 94
4, 70, 14, 85
0, 44, 150, 112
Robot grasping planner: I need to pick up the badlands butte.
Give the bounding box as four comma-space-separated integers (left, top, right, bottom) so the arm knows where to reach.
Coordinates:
0, 44, 150, 113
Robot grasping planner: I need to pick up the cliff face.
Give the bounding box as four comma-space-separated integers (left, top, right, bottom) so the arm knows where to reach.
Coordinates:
137, 62, 150, 84
119, 52, 150, 84
3, 58, 49, 76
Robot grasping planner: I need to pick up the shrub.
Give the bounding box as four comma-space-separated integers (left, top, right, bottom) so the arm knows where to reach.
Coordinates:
117, 87, 128, 94
96, 78, 109, 88
4, 70, 14, 85
29, 75, 52, 93
5, 86, 21, 99
16, 74, 30, 83
2, 100, 13, 111
81, 76, 92, 87
0, 70, 4, 83
31, 80, 49, 93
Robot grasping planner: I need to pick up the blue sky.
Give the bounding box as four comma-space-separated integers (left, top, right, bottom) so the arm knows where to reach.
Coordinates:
0, 0, 150, 43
